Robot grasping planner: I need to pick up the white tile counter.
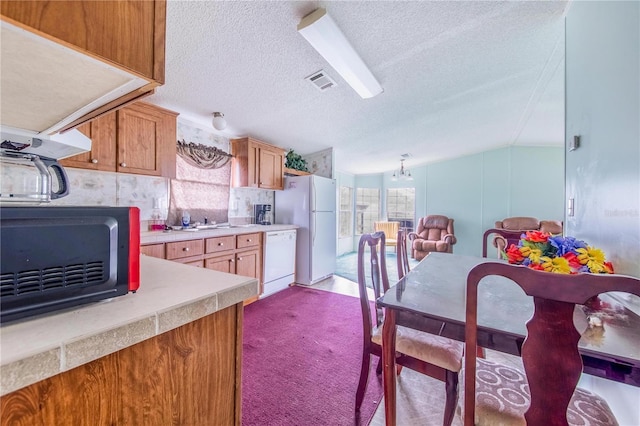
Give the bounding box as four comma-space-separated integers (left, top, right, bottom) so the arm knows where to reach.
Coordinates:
0, 255, 259, 396
140, 224, 298, 244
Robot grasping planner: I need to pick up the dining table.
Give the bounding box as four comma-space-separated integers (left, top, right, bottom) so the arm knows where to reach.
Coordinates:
377, 252, 640, 426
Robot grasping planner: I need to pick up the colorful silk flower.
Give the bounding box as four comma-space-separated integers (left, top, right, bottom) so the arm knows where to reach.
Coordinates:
501, 232, 614, 274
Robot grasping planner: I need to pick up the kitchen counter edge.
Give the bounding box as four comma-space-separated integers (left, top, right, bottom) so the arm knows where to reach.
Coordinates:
0, 255, 258, 396
140, 224, 298, 244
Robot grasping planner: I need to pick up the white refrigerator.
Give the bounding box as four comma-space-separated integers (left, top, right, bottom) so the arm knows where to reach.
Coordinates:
275, 175, 336, 285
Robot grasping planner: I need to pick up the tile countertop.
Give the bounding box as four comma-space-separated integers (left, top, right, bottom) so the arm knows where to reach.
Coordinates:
0, 255, 259, 396
141, 224, 298, 244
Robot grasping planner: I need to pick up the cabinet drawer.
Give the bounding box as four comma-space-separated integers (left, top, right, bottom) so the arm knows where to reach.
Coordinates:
166, 239, 204, 260
236, 233, 260, 250
141, 243, 165, 259
205, 236, 236, 254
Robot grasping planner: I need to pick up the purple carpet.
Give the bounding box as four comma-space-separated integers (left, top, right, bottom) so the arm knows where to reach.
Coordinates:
242, 286, 383, 425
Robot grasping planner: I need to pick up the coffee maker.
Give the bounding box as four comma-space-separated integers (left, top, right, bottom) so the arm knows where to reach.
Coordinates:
253, 204, 272, 225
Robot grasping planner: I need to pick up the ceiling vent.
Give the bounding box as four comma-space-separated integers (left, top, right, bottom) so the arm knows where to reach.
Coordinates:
401, 153, 412, 159
305, 70, 337, 92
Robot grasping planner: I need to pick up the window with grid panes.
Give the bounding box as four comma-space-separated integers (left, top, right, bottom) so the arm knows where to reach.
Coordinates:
339, 186, 353, 238
387, 188, 415, 231
355, 188, 380, 234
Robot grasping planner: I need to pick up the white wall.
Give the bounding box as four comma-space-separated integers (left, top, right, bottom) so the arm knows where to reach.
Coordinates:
565, 2, 640, 424
565, 0, 640, 278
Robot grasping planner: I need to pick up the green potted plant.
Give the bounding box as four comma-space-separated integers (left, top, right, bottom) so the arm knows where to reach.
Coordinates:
285, 149, 309, 172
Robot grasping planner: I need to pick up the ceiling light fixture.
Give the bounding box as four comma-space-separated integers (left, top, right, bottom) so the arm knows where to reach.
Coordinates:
297, 8, 383, 99
391, 159, 413, 181
212, 112, 227, 131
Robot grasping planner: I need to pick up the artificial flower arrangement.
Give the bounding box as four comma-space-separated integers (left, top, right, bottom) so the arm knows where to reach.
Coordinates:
502, 230, 614, 274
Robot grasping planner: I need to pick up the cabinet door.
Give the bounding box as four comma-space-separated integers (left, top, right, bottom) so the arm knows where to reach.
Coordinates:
117, 103, 177, 178
235, 250, 259, 279
181, 259, 204, 268
140, 243, 165, 259
59, 113, 117, 171
258, 148, 284, 190
205, 254, 235, 274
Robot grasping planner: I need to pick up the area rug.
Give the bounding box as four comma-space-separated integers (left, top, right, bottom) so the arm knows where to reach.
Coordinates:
242, 286, 383, 425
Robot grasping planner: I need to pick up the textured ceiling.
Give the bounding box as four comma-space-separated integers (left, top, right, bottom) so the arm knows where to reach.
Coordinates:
147, 1, 568, 175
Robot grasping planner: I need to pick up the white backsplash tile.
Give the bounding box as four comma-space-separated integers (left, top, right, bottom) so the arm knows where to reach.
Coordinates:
117, 173, 169, 220
50, 168, 117, 206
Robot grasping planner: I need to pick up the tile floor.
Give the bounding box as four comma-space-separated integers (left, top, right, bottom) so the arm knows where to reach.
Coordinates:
310, 275, 523, 426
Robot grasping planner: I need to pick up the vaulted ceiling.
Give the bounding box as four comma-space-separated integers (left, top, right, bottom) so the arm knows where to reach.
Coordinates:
148, 1, 568, 175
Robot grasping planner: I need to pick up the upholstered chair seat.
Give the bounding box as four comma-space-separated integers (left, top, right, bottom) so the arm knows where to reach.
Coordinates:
460, 359, 618, 426
372, 325, 463, 372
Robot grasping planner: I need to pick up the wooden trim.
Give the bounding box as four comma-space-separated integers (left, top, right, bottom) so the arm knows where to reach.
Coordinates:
153, 0, 166, 84
284, 167, 311, 176
235, 303, 243, 425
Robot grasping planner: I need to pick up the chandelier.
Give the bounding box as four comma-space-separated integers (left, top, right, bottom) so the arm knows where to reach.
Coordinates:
391, 159, 413, 181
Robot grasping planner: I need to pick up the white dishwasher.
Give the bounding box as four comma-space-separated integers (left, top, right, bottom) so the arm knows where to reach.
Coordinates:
262, 229, 297, 298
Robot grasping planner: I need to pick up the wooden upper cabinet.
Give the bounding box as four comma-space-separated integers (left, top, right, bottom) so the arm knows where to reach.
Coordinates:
1, 1, 166, 131
117, 102, 177, 177
60, 113, 117, 171
61, 102, 177, 178
230, 137, 285, 190
0, 1, 165, 82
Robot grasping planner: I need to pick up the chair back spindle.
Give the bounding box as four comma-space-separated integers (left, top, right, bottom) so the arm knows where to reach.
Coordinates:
397, 229, 411, 280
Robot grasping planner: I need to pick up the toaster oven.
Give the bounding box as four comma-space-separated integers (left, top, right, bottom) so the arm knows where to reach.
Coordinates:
0, 206, 140, 323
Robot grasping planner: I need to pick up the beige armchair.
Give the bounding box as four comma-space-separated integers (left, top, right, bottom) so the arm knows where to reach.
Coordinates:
374, 221, 399, 250
408, 215, 456, 261
482, 216, 563, 257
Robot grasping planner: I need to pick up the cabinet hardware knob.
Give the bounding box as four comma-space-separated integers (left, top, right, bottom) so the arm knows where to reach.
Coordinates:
120, 162, 127, 167
238, 257, 242, 261
230, 259, 234, 263
91, 159, 98, 164
183, 247, 189, 252
218, 243, 224, 246
247, 239, 252, 242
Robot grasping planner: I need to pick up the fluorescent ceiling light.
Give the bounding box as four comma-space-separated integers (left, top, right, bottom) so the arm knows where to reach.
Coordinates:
298, 8, 383, 99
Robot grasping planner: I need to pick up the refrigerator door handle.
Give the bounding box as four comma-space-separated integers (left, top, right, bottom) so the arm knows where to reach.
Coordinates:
311, 213, 316, 246
311, 178, 316, 212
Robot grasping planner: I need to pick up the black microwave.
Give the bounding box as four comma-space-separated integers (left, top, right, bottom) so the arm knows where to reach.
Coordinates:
0, 206, 140, 323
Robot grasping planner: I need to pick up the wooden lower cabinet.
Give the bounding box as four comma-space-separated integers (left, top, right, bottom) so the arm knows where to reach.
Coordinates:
0, 304, 243, 425
235, 249, 259, 279
141, 231, 263, 303
206, 253, 235, 274
140, 242, 165, 259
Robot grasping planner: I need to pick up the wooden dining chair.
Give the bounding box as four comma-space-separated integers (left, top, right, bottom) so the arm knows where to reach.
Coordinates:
355, 231, 464, 426
396, 228, 410, 280
463, 262, 640, 426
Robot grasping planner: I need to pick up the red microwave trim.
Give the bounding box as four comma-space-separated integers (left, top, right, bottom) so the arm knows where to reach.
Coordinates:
128, 207, 141, 292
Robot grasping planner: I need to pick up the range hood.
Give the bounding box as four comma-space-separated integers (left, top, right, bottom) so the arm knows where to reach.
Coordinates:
1, 125, 91, 160
0, 19, 149, 137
